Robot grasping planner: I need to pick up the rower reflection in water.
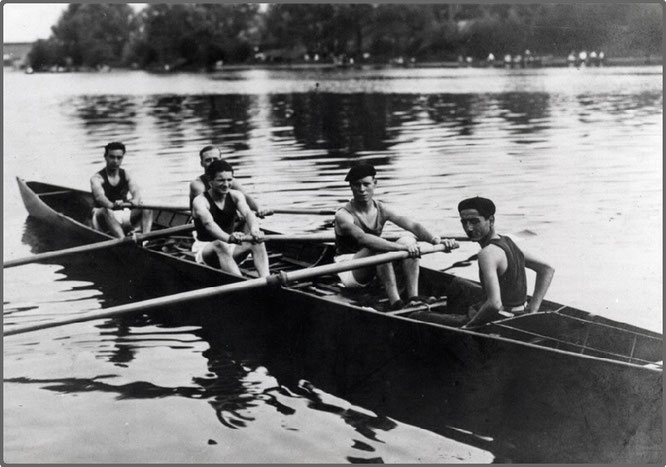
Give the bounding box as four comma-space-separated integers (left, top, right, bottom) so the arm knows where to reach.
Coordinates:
457, 197, 555, 327
191, 159, 270, 277
90, 142, 153, 238
334, 163, 457, 310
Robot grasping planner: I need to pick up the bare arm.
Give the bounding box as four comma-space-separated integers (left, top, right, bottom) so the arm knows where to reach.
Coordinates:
335, 209, 412, 253
91, 174, 118, 209
232, 180, 271, 217
231, 190, 264, 241
125, 171, 143, 205
192, 194, 235, 243
465, 247, 503, 327
524, 248, 555, 313
384, 205, 457, 250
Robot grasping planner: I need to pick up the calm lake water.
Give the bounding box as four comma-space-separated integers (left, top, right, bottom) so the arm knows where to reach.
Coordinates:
3, 66, 662, 463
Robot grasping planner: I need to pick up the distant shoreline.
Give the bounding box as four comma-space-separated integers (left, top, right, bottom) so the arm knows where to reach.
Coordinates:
15, 55, 662, 74
214, 56, 662, 72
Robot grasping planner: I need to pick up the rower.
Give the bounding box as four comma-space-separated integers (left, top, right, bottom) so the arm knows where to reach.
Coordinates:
458, 196, 554, 327
91, 142, 153, 238
334, 163, 457, 310
191, 159, 270, 277
189, 145, 271, 217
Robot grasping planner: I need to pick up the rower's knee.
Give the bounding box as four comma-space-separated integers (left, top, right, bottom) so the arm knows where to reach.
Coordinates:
212, 240, 234, 255
251, 242, 267, 254
396, 236, 417, 246
100, 208, 118, 226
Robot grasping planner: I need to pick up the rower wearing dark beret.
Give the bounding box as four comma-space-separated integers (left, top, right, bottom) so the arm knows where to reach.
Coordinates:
344, 163, 376, 182
334, 163, 458, 310
457, 196, 554, 327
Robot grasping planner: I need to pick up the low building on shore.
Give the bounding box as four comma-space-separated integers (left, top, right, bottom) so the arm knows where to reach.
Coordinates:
3, 42, 32, 68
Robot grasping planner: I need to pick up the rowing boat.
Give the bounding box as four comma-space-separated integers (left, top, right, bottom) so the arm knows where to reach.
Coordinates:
8, 177, 663, 462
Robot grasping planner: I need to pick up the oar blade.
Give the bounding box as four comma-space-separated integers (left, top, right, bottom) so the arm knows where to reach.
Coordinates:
3, 224, 194, 269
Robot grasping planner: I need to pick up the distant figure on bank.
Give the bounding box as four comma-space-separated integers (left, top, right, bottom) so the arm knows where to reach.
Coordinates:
458, 197, 554, 327
567, 51, 576, 67
334, 163, 457, 310
191, 159, 269, 277
91, 142, 153, 238
189, 145, 272, 217
578, 50, 588, 67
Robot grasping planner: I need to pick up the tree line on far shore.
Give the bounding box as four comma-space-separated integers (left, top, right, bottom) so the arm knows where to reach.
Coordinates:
27, 3, 662, 71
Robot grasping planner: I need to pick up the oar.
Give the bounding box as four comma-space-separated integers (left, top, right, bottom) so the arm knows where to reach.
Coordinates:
271, 208, 337, 216
3, 224, 195, 269
121, 203, 189, 212
4, 244, 454, 337
247, 233, 473, 243
122, 203, 337, 216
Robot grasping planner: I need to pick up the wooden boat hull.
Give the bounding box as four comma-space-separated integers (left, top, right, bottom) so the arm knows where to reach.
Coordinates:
11, 178, 663, 462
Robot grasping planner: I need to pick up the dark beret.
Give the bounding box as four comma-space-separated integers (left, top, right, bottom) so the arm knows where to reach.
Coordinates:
345, 163, 376, 182
458, 196, 496, 218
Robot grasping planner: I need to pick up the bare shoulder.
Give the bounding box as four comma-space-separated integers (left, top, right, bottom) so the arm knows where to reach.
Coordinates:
229, 188, 247, 202
335, 207, 353, 223
479, 244, 504, 263
379, 201, 401, 219
192, 192, 209, 210
231, 179, 245, 191
90, 171, 103, 184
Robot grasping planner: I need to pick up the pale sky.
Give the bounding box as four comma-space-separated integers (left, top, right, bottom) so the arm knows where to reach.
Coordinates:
3, 3, 146, 43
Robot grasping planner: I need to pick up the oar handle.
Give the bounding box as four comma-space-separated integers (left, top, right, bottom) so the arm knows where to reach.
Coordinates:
3, 224, 195, 269
4, 244, 451, 337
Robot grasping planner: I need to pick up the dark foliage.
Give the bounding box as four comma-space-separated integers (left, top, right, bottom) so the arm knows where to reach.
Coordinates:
27, 3, 663, 70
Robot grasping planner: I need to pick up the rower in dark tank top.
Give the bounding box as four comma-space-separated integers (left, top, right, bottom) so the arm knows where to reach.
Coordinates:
194, 191, 237, 241
90, 141, 153, 239
458, 196, 554, 328
95, 168, 129, 206
190, 159, 270, 278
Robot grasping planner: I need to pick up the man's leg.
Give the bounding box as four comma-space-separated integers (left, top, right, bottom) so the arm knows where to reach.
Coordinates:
130, 208, 153, 234
236, 223, 269, 277
94, 208, 125, 238
376, 262, 401, 305
202, 240, 242, 276
250, 243, 270, 277
397, 236, 420, 300
233, 241, 270, 278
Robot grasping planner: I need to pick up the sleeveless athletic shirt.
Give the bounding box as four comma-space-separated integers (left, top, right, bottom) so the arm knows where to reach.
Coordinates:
335, 200, 388, 255
194, 191, 238, 241
480, 235, 527, 308
95, 168, 129, 207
